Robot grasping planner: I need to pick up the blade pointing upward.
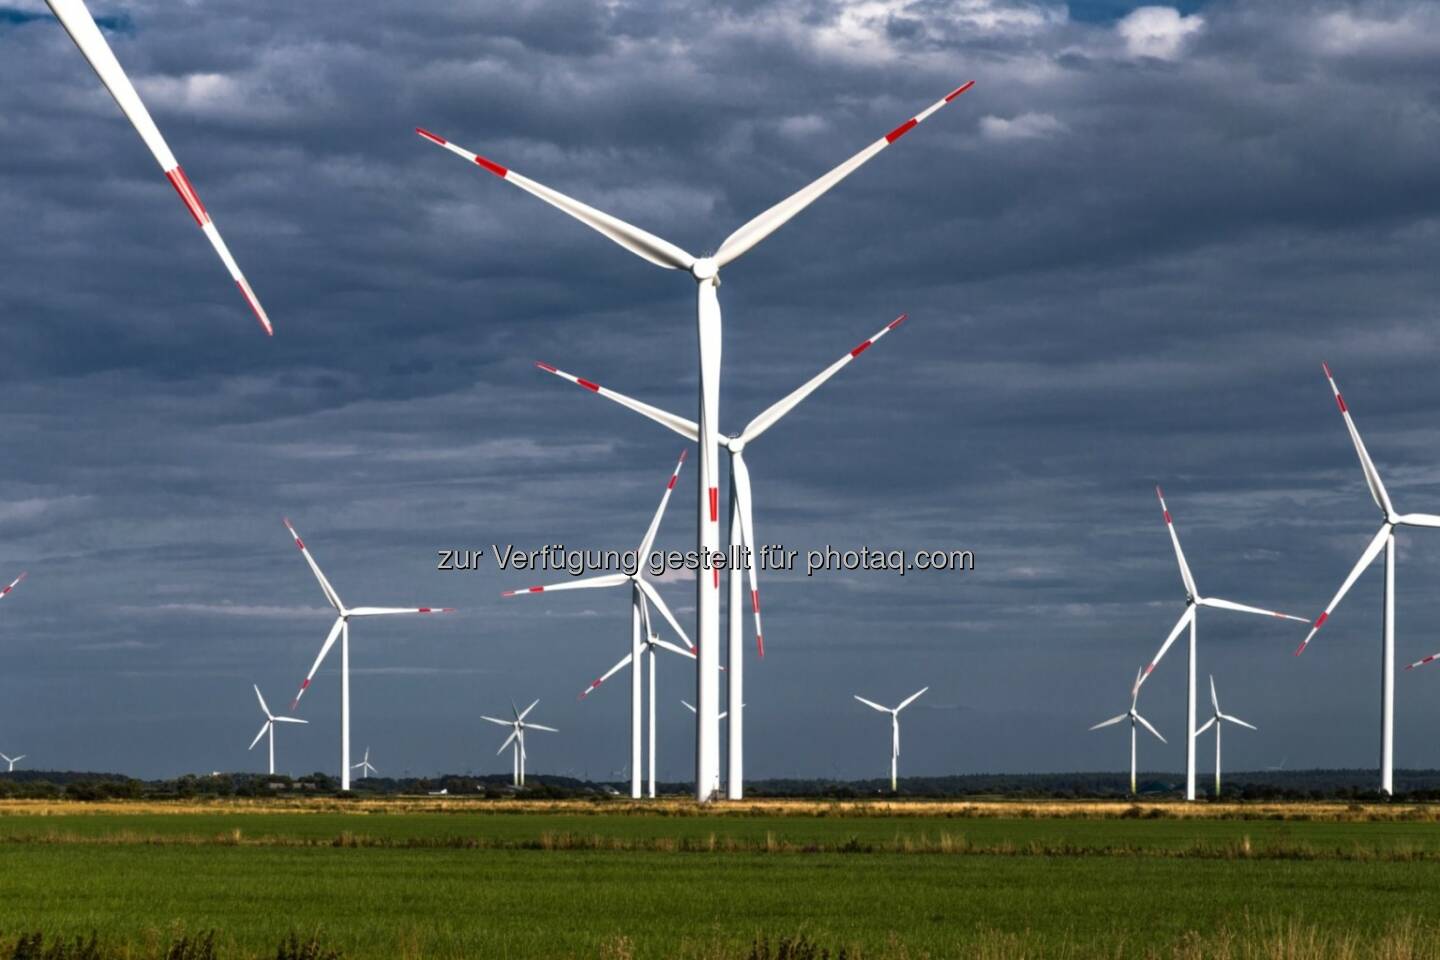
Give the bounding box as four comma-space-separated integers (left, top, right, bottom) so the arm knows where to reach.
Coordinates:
1322, 363, 1393, 518
1156, 487, 1198, 599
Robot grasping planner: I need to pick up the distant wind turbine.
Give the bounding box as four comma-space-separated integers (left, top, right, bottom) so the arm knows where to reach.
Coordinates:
248, 684, 306, 776
482, 700, 557, 787
282, 519, 454, 791
854, 687, 928, 792
1089, 667, 1166, 795
350, 746, 377, 780
1194, 676, 1256, 797
0, 752, 25, 773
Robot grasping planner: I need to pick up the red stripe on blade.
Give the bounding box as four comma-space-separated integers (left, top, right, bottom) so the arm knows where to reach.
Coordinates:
528, 586, 544, 593
1336, 394, 1348, 413
535, 361, 557, 373
944, 81, 976, 102
851, 340, 873, 358
474, 155, 508, 177
165, 166, 210, 227
887, 314, 908, 329
885, 118, 918, 143
415, 128, 447, 146
709, 487, 719, 523
577, 378, 601, 392
751, 590, 760, 613
1314, 612, 1329, 629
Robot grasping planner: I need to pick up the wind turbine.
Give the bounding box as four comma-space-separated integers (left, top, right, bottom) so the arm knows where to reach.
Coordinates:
1134, 487, 1307, 800
418, 82, 974, 800
536, 312, 907, 798
42, 0, 272, 334
351, 746, 378, 780
1297, 364, 1440, 796
247, 684, 306, 776
0, 753, 25, 773
581, 599, 696, 799
282, 519, 454, 791
1194, 675, 1256, 797
502, 451, 692, 800
482, 700, 557, 787
1089, 667, 1166, 795
854, 687, 928, 792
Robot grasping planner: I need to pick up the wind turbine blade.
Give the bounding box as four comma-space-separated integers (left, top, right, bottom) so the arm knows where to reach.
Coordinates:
0, 572, 26, 598
414, 129, 696, 271
501, 573, 629, 596
480, 715, 513, 727
681, 699, 697, 713
248, 721, 269, 751
651, 637, 697, 660
579, 652, 634, 700
519, 699, 540, 721
713, 84, 974, 267
730, 452, 764, 656
535, 363, 699, 441
1134, 713, 1166, 743
1397, 513, 1440, 528
273, 717, 307, 724
1194, 717, 1217, 736
497, 729, 519, 755
1210, 675, 1220, 713
895, 687, 929, 712
637, 451, 689, 559
1322, 363, 1394, 518
283, 519, 344, 611
853, 695, 891, 713
739, 315, 908, 444
1221, 714, 1257, 731
526, 724, 559, 733
10, 756, 22, 764
1406, 650, 1440, 670
635, 579, 694, 650
1199, 597, 1309, 623
1088, 713, 1128, 731
45, 0, 273, 334
346, 606, 454, 617
1155, 487, 1199, 599
253, 684, 272, 720
1130, 666, 1143, 710
1296, 524, 1390, 655
291, 616, 344, 708
1136, 606, 1197, 692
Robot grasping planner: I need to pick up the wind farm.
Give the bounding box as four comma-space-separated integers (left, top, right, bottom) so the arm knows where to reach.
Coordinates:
5, 0, 1440, 957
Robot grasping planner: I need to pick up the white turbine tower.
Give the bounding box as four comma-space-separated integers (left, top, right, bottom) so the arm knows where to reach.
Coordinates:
351, 746, 377, 780
537, 313, 907, 798
1297, 364, 1440, 796
854, 687, 928, 792
0, 753, 25, 773
1194, 675, 1256, 797
282, 519, 454, 791
247, 684, 306, 776
43, 0, 272, 333
581, 599, 697, 799
502, 451, 693, 800
418, 82, 973, 800
1089, 667, 1166, 795
482, 700, 557, 787
1134, 488, 1307, 801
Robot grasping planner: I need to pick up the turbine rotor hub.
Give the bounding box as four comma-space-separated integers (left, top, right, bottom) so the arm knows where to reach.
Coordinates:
690, 257, 718, 281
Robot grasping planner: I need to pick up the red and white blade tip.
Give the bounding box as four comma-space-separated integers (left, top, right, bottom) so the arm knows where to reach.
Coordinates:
887, 313, 908, 329
1322, 361, 1333, 379
501, 586, 545, 597
579, 679, 604, 700
535, 361, 558, 373
1406, 653, 1440, 671
417, 607, 455, 614
946, 81, 977, 102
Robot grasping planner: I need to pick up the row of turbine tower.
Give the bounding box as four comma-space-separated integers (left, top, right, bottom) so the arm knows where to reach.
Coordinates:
1093, 364, 1440, 799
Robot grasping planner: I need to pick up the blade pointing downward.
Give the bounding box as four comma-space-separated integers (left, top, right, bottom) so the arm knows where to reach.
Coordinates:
1134, 713, 1166, 743
502, 573, 630, 597
415, 129, 696, 272
1088, 713, 1128, 731
248, 721, 270, 751
1135, 606, 1197, 694
0, 572, 26, 598
535, 363, 699, 441
731, 452, 764, 656
1199, 597, 1309, 623
1296, 524, 1391, 656
291, 616, 344, 708
714, 84, 975, 268
579, 652, 633, 700
46, 0, 272, 334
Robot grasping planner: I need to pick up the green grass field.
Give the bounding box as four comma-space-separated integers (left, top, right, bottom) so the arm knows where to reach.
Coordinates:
4, 800, 1440, 958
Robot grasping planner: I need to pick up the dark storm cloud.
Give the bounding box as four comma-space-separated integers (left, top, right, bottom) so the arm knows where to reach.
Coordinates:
0, 0, 1438, 781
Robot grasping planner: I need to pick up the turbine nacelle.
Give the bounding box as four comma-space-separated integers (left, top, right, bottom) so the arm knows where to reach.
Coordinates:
689, 257, 719, 282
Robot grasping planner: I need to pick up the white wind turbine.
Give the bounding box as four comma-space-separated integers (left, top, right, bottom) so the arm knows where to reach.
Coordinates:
1089, 667, 1166, 795
418, 82, 973, 800
1194, 675, 1256, 797
1134, 487, 1307, 801
502, 450, 693, 800
854, 687, 928, 792
351, 746, 377, 780
248, 684, 306, 776
282, 519, 454, 791
43, 0, 271, 333
1297, 364, 1440, 796
482, 700, 557, 787
0, 753, 25, 773
537, 312, 907, 798
581, 598, 696, 799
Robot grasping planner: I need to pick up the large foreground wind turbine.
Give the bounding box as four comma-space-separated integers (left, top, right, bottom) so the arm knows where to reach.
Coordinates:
1194, 675, 1255, 797
581, 599, 696, 799
283, 519, 453, 791
418, 82, 973, 799
1089, 667, 1166, 795
503, 451, 692, 800
44, 0, 271, 333
0, 753, 25, 773
248, 684, 306, 776
854, 687, 928, 792
1135, 487, 1306, 800
1297, 364, 1440, 795
537, 313, 907, 797
483, 700, 557, 787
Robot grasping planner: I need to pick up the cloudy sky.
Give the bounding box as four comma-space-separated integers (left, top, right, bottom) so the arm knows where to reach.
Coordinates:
0, 0, 1438, 783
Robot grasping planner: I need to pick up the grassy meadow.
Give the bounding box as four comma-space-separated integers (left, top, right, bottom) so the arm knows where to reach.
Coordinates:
3, 798, 1440, 958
